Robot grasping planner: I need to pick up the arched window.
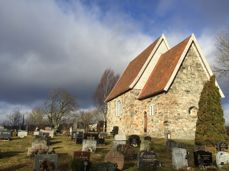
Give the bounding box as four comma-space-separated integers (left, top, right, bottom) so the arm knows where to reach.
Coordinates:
149, 104, 155, 116
115, 100, 122, 116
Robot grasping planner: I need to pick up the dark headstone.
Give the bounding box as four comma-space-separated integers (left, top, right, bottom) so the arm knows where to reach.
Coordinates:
95, 162, 117, 171
75, 132, 84, 144
138, 151, 161, 171
194, 150, 212, 167
216, 141, 228, 151
33, 154, 58, 171
110, 126, 119, 137
73, 151, 90, 161
0, 130, 11, 140
128, 134, 141, 147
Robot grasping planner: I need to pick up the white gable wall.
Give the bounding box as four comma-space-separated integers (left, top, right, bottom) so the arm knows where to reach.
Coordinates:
133, 39, 169, 89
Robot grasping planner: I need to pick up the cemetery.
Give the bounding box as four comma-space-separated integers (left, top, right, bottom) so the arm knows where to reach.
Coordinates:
0, 127, 229, 171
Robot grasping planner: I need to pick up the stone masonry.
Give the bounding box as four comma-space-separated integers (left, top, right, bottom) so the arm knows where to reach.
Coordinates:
107, 43, 209, 140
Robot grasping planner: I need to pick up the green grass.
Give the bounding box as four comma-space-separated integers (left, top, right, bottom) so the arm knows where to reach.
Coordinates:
0, 135, 225, 171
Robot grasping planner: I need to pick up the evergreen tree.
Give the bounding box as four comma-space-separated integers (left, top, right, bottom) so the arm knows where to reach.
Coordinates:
195, 76, 227, 145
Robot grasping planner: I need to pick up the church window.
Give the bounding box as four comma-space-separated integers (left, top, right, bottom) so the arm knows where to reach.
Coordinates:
115, 100, 122, 116
149, 104, 155, 116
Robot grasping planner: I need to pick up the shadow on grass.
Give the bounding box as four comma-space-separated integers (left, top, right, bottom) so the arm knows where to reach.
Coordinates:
51, 140, 62, 145
0, 163, 26, 171
0, 151, 23, 158
53, 146, 62, 150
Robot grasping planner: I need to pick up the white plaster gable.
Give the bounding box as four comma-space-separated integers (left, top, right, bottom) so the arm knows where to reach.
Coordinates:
132, 35, 170, 89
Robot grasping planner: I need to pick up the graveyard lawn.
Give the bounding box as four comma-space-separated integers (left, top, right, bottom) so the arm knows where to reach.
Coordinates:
0, 135, 226, 171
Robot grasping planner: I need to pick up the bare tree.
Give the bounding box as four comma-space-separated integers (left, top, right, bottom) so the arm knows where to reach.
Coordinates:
94, 69, 119, 131
44, 88, 77, 131
5, 110, 24, 129
27, 107, 45, 127
94, 69, 119, 109
79, 110, 97, 132
215, 31, 229, 75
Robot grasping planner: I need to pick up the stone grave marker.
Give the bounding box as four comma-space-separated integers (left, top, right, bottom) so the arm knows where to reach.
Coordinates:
113, 134, 127, 149
75, 131, 84, 144
138, 150, 161, 171
216, 141, 228, 151
28, 138, 49, 156
110, 126, 119, 137
0, 130, 11, 140
105, 150, 124, 170
216, 151, 229, 168
117, 144, 137, 160
172, 147, 188, 170
95, 162, 117, 171
33, 153, 58, 171
193, 150, 212, 167
18, 130, 28, 138
82, 139, 97, 152
128, 134, 141, 147
72, 151, 91, 171
73, 151, 90, 161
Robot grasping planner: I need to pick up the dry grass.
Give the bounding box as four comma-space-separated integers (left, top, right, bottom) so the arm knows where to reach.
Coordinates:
0, 135, 216, 171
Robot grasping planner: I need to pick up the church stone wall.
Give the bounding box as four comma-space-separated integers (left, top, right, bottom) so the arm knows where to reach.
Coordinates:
107, 44, 209, 140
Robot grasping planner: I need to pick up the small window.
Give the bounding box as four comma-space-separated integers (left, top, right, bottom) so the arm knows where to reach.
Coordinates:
149, 104, 155, 116
189, 106, 198, 117
115, 100, 122, 116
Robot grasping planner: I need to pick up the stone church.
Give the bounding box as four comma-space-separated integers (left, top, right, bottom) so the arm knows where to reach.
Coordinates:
105, 34, 224, 140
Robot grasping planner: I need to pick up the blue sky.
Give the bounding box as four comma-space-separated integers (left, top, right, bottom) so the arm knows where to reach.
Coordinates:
0, 0, 229, 123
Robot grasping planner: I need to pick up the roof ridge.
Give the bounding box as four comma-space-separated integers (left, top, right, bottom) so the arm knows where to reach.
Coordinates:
105, 35, 162, 102
138, 35, 192, 100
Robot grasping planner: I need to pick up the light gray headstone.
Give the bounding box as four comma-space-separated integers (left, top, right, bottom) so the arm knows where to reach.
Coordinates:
82, 139, 97, 152
18, 130, 28, 138
113, 134, 127, 149
172, 147, 188, 170
216, 151, 229, 168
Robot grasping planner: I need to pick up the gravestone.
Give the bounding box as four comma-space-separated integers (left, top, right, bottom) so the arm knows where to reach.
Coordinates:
18, 130, 28, 138
34, 131, 40, 136
117, 144, 137, 160
28, 138, 49, 156
140, 140, 152, 152
193, 150, 212, 167
172, 147, 188, 170
105, 150, 124, 170
98, 132, 106, 144
82, 139, 97, 152
216, 141, 228, 151
113, 134, 127, 149
138, 150, 161, 171
128, 134, 141, 147
216, 151, 229, 168
0, 130, 11, 140
110, 126, 119, 137
33, 154, 58, 171
73, 151, 90, 161
95, 162, 117, 171
75, 132, 84, 144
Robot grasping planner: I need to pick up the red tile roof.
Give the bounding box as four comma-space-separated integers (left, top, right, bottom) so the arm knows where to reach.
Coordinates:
105, 37, 160, 102
138, 36, 191, 99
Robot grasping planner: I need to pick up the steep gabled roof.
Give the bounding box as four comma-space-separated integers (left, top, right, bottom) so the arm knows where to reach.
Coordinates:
138, 36, 191, 99
105, 36, 162, 102
138, 34, 224, 99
